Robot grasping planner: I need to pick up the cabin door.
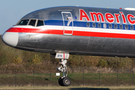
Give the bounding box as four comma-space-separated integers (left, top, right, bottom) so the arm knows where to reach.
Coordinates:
61, 12, 73, 35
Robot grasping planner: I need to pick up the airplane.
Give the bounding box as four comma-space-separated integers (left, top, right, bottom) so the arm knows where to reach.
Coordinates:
2, 6, 135, 86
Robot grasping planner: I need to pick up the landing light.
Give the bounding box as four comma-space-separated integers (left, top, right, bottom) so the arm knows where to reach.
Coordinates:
56, 73, 60, 76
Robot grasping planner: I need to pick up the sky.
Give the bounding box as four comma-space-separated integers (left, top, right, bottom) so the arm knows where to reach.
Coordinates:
0, 0, 135, 34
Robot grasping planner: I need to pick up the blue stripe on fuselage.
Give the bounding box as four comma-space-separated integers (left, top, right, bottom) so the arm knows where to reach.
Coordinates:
44, 20, 135, 30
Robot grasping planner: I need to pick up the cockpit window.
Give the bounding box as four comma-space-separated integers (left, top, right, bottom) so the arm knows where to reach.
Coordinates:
29, 20, 36, 26
17, 19, 29, 25
37, 20, 44, 26
17, 19, 44, 27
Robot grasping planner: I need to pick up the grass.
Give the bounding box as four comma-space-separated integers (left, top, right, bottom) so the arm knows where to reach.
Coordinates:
0, 72, 134, 86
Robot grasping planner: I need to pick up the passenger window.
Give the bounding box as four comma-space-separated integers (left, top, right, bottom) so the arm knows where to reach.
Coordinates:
93, 23, 96, 28
120, 25, 123, 29
29, 20, 36, 26
37, 20, 44, 26
103, 23, 106, 28
86, 22, 90, 27
130, 25, 134, 30
125, 25, 128, 30
17, 19, 29, 25
109, 24, 112, 29
114, 24, 117, 29
98, 23, 101, 28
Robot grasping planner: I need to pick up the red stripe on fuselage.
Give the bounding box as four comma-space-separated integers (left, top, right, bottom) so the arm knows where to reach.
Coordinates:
6, 27, 63, 35
6, 27, 135, 39
73, 31, 135, 39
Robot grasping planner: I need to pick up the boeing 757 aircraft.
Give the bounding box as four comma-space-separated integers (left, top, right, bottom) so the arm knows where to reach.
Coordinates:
2, 6, 135, 86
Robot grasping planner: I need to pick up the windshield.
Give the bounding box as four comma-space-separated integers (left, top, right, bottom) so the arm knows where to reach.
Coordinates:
17, 19, 29, 25
29, 20, 36, 26
37, 20, 44, 26
16, 19, 44, 26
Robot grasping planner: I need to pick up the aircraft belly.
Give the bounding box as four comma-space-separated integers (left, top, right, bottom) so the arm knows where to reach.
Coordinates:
86, 37, 135, 57
17, 33, 89, 52
43, 35, 89, 51
17, 33, 135, 57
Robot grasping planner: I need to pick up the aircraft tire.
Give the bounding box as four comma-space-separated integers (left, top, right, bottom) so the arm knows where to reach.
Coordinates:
58, 77, 64, 86
62, 77, 71, 86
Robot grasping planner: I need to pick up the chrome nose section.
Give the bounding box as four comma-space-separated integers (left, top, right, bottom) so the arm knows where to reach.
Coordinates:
2, 32, 19, 47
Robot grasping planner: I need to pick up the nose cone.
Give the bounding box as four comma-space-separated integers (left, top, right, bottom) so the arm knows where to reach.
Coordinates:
2, 32, 19, 47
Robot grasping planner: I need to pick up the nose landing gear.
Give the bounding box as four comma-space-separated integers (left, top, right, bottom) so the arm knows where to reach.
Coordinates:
55, 53, 71, 86
57, 59, 71, 86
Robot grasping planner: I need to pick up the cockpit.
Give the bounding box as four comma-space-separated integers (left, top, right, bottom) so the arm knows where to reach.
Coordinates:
16, 19, 44, 27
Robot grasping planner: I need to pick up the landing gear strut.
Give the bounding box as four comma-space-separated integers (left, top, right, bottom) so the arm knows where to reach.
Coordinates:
57, 59, 71, 86
55, 53, 71, 86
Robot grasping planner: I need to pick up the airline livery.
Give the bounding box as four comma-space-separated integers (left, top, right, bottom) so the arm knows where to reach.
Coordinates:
2, 6, 135, 86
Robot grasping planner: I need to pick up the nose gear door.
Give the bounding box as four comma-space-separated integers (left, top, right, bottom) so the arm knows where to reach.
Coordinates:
61, 12, 73, 35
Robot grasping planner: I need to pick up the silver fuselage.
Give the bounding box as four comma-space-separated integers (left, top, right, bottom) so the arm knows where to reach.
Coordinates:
2, 6, 135, 57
